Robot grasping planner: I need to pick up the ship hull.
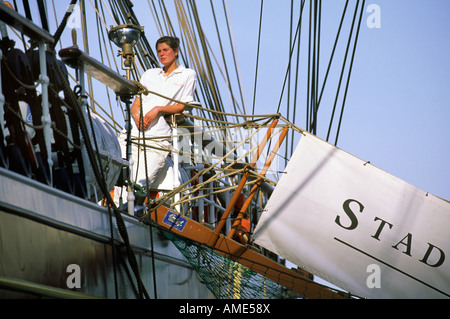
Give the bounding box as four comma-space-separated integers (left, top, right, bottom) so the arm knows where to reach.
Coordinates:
0, 168, 212, 299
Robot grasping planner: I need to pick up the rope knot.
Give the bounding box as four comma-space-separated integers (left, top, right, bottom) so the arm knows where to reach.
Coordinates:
242, 120, 260, 129
130, 80, 150, 95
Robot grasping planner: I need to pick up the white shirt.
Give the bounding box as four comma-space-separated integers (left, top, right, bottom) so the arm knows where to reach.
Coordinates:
132, 65, 197, 139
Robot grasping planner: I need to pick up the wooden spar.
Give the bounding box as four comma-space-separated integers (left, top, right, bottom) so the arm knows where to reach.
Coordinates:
227, 125, 290, 239
58, 47, 139, 97
149, 205, 345, 299
207, 117, 279, 247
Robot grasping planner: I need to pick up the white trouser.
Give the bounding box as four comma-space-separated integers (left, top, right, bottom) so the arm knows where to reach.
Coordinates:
118, 132, 171, 188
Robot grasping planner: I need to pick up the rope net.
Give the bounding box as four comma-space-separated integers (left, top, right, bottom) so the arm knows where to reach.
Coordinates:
161, 230, 298, 299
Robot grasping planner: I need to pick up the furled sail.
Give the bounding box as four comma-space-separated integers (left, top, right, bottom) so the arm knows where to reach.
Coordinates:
253, 132, 450, 299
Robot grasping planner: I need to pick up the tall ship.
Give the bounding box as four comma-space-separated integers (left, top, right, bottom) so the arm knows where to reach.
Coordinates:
0, 0, 448, 300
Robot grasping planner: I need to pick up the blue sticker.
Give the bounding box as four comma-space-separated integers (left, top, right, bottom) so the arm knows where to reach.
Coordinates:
26, 106, 33, 123
162, 211, 187, 232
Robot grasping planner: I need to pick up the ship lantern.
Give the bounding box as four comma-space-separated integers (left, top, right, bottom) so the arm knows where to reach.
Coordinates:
108, 24, 143, 80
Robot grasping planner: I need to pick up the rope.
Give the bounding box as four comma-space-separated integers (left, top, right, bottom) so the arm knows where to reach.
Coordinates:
334, 0, 365, 146
1, 57, 40, 90
326, 0, 362, 144
131, 80, 280, 119
88, 0, 110, 30
137, 92, 158, 299
132, 113, 305, 215
289, 0, 306, 159
171, 150, 281, 210
49, 47, 150, 298
251, 0, 264, 116
3, 98, 83, 151
221, 0, 248, 114
49, 0, 78, 51
157, 124, 285, 211
137, 118, 279, 215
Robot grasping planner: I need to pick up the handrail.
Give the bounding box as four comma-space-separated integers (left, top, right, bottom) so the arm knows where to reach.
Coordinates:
59, 47, 139, 97
0, 2, 54, 44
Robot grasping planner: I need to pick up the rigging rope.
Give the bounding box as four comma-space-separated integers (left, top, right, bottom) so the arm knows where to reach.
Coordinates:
325, 0, 364, 145
208, 0, 241, 118
334, 0, 365, 146
170, 125, 284, 209
221, 0, 248, 115
137, 92, 158, 299
251, 0, 264, 116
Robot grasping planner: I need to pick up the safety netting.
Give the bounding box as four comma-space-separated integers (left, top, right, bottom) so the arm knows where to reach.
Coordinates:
161, 230, 299, 299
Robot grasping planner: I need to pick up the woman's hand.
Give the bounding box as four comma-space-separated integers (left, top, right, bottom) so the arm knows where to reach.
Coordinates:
138, 106, 161, 131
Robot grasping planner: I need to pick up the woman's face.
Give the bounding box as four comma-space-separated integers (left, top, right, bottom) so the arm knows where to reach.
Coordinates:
157, 42, 178, 66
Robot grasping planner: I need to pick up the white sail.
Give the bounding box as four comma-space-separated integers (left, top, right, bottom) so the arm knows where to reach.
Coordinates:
253, 132, 450, 299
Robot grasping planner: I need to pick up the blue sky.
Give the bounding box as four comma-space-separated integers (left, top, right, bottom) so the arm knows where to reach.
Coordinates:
335, 1, 450, 201
200, 0, 450, 201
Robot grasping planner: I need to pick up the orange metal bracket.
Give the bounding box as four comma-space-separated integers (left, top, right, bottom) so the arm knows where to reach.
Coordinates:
207, 117, 278, 247
227, 125, 290, 239
148, 205, 345, 299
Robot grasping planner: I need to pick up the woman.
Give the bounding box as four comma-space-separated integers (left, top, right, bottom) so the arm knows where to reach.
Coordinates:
122, 36, 197, 189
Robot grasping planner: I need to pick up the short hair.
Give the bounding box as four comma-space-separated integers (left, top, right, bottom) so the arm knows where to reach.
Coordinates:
156, 36, 180, 52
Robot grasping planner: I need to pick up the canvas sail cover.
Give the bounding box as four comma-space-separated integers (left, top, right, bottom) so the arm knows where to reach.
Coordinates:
253, 132, 450, 298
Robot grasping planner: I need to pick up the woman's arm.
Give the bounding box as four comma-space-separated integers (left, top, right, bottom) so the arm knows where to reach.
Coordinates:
131, 96, 185, 131
158, 103, 185, 114
140, 103, 184, 130
130, 96, 142, 127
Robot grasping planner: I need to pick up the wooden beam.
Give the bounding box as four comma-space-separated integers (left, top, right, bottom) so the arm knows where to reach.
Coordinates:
58, 47, 139, 97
